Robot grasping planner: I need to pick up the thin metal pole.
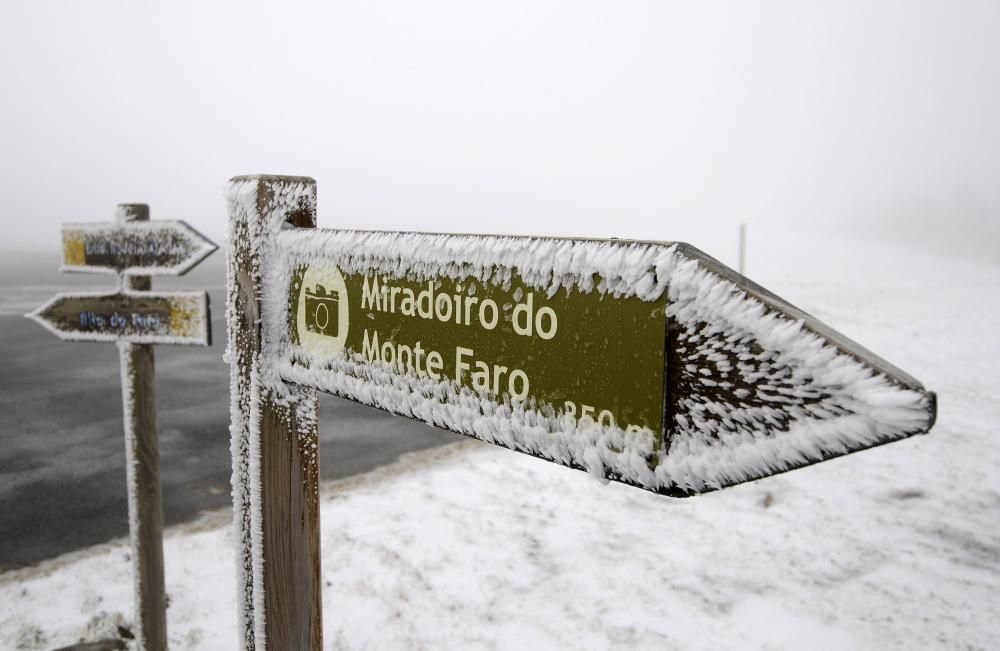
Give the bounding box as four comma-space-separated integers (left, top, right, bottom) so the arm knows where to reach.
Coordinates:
117, 204, 167, 651
738, 222, 747, 275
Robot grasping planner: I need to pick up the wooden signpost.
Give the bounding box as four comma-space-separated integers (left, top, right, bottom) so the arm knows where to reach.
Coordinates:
226, 175, 936, 650
26, 204, 216, 651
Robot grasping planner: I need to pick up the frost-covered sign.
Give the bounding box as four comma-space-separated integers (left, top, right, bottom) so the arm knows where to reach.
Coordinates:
61, 216, 216, 275
264, 230, 934, 494
227, 176, 937, 651
27, 291, 210, 345
246, 193, 939, 498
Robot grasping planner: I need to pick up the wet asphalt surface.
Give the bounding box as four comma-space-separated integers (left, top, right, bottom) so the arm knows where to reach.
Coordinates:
0, 253, 459, 571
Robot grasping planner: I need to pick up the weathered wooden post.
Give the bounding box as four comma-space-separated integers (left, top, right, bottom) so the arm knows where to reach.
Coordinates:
224, 172, 935, 649
225, 176, 322, 651
27, 204, 216, 651
117, 204, 166, 651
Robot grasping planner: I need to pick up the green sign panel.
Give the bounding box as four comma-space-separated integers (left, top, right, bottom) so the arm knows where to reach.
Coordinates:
289, 264, 668, 442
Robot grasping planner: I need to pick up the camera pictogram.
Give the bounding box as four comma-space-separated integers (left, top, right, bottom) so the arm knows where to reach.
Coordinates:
304, 283, 340, 337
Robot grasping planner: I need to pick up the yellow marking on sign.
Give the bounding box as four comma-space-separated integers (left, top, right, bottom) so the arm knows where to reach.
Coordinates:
169, 298, 198, 338
63, 234, 85, 266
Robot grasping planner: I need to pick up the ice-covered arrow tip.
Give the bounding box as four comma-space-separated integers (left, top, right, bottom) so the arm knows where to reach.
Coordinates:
60, 220, 218, 276
657, 243, 936, 495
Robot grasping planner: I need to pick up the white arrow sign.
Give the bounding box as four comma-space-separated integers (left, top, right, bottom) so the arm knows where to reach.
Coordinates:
61, 217, 217, 276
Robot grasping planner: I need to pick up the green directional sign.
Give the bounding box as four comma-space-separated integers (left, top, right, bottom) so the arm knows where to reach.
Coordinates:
266, 228, 937, 497
289, 264, 668, 441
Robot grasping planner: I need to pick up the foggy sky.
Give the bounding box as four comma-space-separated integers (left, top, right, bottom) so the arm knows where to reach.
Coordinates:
1, 1, 998, 259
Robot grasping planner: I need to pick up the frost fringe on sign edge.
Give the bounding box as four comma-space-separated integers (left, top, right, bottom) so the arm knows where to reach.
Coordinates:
277, 228, 676, 302
225, 179, 263, 651
263, 228, 932, 493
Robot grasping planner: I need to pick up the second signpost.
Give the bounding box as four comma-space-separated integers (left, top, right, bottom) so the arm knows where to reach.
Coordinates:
27, 204, 216, 651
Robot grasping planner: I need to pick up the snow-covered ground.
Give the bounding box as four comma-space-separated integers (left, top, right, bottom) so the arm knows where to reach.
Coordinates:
1, 226, 997, 650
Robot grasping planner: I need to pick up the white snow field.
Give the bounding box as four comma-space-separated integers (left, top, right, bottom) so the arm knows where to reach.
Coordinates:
1, 226, 997, 650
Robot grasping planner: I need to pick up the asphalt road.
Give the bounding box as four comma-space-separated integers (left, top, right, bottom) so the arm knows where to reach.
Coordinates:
0, 253, 459, 570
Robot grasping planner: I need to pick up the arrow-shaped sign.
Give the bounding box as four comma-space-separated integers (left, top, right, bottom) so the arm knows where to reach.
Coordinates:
269, 230, 937, 496
61, 219, 217, 276
27, 291, 211, 345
